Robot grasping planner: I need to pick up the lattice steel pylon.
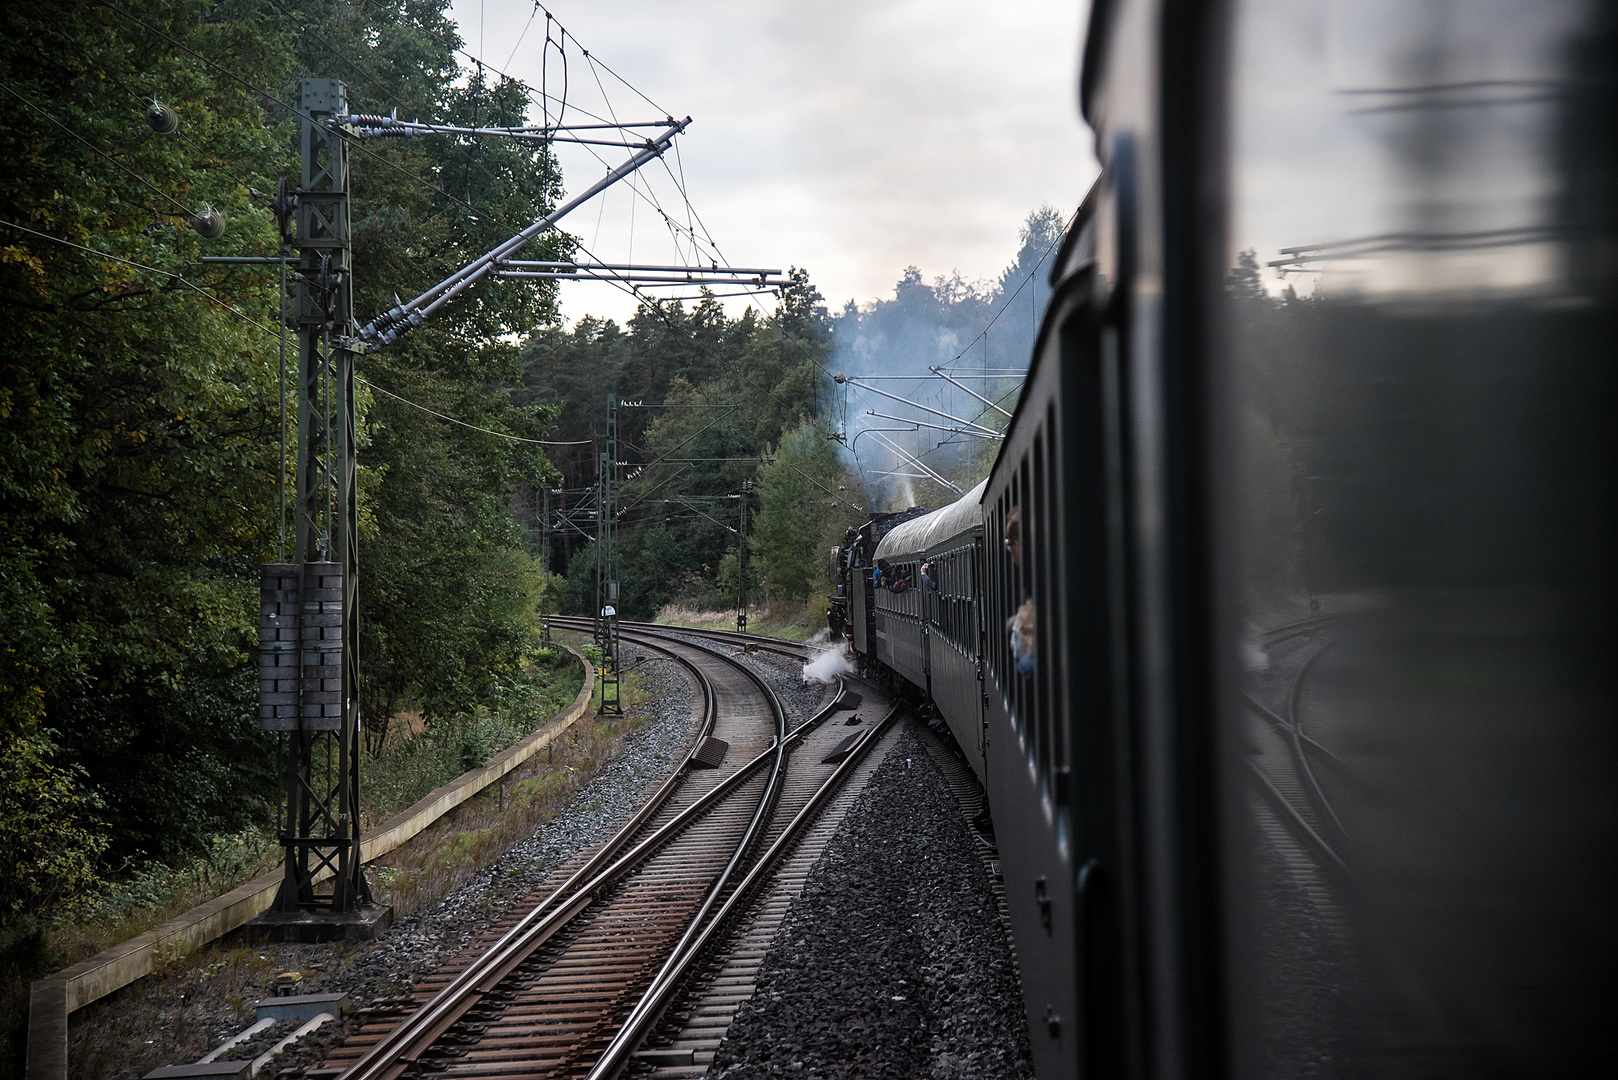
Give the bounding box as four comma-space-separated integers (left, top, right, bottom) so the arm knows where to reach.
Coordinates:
252, 79, 695, 927
258, 79, 372, 921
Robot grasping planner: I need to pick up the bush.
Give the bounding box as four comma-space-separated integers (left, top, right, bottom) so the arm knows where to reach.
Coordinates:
0, 731, 106, 926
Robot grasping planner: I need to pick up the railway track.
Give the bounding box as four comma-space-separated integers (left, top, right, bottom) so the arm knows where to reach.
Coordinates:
1244, 616, 1351, 915
320, 624, 901, 1080
550, 615, 816, 654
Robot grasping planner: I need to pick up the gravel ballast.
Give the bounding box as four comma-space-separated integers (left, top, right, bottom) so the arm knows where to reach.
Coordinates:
657, 631, 835, 729
331, 660, 704, 1000
708, 724, 1035, 1080
77, 631, 1013, 1080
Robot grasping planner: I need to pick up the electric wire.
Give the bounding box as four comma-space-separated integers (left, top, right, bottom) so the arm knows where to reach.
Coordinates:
98, 1, 841, 522
15, 22, 737, 501
39, 16, 269, 204
0, 217, 277, 336
359, 378, 588, 446
64, 10, 615, 467
103, 1, 546, 254
263, 0, 718, 331
61, 8, 606, 471
502, 2, 537, 71
261, 0, 572, 241
0, 80, 205, 221
844, 206, 1077, 482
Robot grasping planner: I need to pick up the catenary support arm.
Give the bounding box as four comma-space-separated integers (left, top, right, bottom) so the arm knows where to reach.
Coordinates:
355, 117, 690, 347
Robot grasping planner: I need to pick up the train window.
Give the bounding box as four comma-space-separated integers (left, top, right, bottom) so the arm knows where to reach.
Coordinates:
988, 510, 1000, 676
1215, 0, 1617, 1074
1013, 460, 1029, 743
1031, 429, 1051, 794
1000, 490, 1014, 701
1043, 400, 1065, 794
996, 493, 1012, 697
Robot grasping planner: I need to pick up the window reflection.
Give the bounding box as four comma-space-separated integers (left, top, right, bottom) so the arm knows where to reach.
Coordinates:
1222, 0, 1616, 1074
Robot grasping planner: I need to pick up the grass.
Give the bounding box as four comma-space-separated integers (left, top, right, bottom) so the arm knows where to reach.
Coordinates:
348, 640, 672, 921
653, 599, 822, 641
358, 652, 584, 833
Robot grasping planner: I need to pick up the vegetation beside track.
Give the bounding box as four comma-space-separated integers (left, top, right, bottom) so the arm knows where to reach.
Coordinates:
361, 637, 659, 921
2, 2, 570, 1050
652, 601, 821, 642
0, 646, 581, 1077
65, 637, 682, 1079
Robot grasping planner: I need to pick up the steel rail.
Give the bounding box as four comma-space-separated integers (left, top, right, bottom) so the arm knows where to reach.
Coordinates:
1257, 612, 1340, 645
1286, 638, 1348, 840
588, 699, 906, 1079
337, 631, 834, 1080
556, 627, 794, 1073
1249, 760, 1350, 876
335, 635, 718, 1080
1243, 692, 1348, 770
548, 616, 815, 663
597, 618, 815, 657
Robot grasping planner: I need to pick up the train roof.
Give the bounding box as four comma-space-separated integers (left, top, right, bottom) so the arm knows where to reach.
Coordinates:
872, 479, 987, 561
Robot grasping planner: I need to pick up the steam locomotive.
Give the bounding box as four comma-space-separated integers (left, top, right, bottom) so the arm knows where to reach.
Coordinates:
830, 1, 1616, 1077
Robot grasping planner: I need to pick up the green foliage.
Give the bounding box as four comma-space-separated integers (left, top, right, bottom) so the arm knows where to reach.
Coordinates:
714, 551, 758, 609
520, 276, 832, 619
362, 648, 582, 818
0, 731, 106, 923
1, 0, 292, 872
0, 0, 569, 927
751, 418, 864, 602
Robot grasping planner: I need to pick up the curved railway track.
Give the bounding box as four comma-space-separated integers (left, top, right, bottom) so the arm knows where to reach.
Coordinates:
550, 617, 817, 662
1245, 616, 1351, 878
322, 623, 901, 1080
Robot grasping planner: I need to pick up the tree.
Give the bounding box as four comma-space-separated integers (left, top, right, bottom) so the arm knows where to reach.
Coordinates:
1, 0, 295, 863
526, 272, 834, 619
0, 0, 571, 879
751, 419, 863, 605
1226, 247, 1269, 302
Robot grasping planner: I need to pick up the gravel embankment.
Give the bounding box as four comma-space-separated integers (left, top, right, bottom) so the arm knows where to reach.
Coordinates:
709, 725, 1034, 1080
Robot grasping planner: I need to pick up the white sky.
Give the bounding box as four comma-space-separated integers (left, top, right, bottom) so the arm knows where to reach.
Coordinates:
447, 0, 1098, 326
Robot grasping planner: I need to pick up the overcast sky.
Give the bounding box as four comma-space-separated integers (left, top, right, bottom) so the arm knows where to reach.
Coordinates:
446, 0, 1098, 326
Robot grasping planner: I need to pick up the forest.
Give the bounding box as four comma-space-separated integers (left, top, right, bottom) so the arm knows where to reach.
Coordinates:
0, 0, 1061, 1047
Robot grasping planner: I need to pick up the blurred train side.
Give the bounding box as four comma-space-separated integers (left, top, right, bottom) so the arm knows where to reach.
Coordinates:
833, 0, 1616, 1075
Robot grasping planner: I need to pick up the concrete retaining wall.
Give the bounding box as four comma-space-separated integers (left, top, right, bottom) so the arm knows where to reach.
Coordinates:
26, 648, 594, 1080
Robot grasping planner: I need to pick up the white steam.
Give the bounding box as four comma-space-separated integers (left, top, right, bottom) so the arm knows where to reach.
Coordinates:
802, 640, 855, 684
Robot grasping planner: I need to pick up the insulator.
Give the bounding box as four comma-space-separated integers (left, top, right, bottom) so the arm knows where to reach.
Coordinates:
270, 177, 296, 243
191, 207, 226, 239
145, 100, 179, 135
